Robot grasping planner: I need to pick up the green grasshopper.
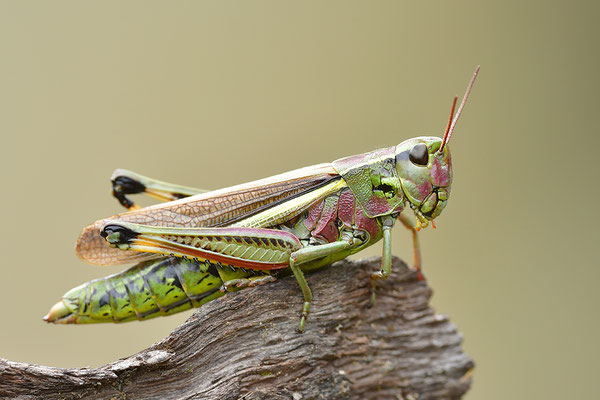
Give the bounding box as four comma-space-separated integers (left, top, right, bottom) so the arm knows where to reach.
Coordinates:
44, 67, 479, 332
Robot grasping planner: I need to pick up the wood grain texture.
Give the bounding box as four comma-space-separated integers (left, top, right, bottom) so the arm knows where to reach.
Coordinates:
0, 257, 474, 400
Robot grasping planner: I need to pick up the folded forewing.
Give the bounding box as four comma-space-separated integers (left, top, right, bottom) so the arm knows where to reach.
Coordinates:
76, 163, 338, 265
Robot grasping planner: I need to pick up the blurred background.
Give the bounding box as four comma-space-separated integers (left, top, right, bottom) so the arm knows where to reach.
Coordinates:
0, 1, 598, 399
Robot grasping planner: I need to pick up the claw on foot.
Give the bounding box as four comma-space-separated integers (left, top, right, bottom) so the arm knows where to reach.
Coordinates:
296, 301, 311, 333
369, 271, 385, 307
370, 289, 376, 307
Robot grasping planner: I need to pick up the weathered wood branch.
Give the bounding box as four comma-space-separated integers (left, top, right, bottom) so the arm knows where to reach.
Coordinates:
0, 257, 473, 400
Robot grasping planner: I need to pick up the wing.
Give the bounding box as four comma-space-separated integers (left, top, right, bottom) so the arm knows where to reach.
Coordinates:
76, 163, 339, 265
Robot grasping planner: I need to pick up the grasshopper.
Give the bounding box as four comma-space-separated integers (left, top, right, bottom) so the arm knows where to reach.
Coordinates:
44, 67, 479, 332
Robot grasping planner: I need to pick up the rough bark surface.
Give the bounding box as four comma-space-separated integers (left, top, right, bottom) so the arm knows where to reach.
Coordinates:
0, 257, 474, 400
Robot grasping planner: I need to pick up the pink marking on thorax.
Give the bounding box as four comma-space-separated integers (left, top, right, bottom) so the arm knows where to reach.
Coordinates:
312, 196, 340, 243
303, 188, 382, 244
354, 204, 381, 241
303, 200, 324, 231
363, 196, 394, 217
337, 188, 355, 228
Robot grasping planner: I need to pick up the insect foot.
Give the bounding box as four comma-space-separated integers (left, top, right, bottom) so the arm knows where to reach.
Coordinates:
296, 301, 311, 334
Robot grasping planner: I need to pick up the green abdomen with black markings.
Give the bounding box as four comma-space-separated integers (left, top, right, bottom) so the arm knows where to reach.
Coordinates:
48, 258, 255, 324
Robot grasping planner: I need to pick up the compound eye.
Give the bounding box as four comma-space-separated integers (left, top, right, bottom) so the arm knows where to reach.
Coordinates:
409, 144, 429, 166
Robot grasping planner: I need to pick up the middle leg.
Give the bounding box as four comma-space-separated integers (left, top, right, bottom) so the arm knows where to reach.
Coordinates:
288, 236, 357, 332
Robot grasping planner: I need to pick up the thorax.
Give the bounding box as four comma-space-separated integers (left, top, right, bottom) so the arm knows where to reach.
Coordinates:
281, 187, 384, 250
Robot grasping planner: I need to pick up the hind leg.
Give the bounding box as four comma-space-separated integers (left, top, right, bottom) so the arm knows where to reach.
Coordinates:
110, 169, 209, 210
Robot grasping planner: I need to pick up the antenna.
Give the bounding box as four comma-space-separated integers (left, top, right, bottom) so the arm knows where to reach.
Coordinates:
439, 65, 480, 152
440, 96, 458, 150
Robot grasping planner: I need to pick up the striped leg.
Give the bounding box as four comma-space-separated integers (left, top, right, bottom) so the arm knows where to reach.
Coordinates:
100, 221, 363, 332
99, 221, 303, 270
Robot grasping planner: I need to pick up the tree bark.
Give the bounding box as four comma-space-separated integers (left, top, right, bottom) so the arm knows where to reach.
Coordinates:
0, 257, 474, 400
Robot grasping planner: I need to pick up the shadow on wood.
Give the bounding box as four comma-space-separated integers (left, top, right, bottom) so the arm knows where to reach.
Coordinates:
0, 257, 474, 399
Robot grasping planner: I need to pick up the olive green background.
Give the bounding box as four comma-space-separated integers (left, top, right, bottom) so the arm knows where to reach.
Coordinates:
1, 1, 598, 399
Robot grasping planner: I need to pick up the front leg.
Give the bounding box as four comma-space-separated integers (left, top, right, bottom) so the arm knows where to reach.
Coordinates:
398, 213, 423, 280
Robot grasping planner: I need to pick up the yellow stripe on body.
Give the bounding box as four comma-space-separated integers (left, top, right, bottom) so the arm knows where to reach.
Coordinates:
233, 179, 347, 229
